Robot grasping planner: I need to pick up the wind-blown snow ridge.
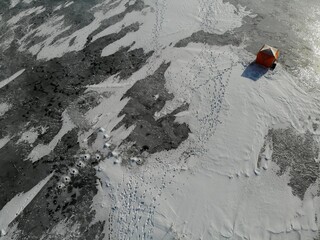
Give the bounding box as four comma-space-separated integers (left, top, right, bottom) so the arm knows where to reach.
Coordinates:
0, 69, 25, 89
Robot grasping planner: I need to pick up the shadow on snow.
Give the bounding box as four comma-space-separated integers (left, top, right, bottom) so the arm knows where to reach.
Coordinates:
242, 62, 268, 81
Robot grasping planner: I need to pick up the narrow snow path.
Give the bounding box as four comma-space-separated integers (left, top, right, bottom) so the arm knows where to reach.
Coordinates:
0, 69, 25, 89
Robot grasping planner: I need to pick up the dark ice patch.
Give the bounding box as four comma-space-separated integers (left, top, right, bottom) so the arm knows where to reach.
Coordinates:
0, 22, 149, 140
0, 0, 186, 238
0, 39, 33, 80
0, 136, 50, 210
0, 13, 151, 240
7, 129, 105, 240
0, 28, 150, 208
259, 128, 320, 200
175, 30, 241, 48
114, 62, 190, 155
0, 0, 10, 15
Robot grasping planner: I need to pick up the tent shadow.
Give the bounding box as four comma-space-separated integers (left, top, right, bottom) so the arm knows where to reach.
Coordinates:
241, 62, 268, 81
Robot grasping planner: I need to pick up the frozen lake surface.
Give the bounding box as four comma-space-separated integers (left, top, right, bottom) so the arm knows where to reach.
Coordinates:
0, 0, 320, 239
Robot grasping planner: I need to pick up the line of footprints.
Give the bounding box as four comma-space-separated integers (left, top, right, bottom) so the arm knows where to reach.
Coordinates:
57, 127, 143, 189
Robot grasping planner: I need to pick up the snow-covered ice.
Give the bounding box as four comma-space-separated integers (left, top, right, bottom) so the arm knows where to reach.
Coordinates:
92, 40, 320, 240
1, 0, 320, 239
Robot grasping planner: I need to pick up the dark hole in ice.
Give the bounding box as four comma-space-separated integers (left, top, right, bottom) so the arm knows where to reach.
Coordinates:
141, 145, 149, 152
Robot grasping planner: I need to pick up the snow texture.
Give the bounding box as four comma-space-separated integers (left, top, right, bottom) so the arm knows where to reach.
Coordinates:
1, 0, 320, 239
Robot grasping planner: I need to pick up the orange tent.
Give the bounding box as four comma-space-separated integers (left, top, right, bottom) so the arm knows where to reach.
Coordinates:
255, 44, 279, 68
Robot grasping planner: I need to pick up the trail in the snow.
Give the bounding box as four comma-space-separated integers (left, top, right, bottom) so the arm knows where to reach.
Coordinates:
105, 1, 171, 239
105, 1, 240, 239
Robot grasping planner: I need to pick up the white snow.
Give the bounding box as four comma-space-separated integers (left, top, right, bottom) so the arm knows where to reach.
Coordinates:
76, 160, 85, 168
7, 6, 45, 25
0, 69, 25, 89
27, 110, 75, 162
91, 44, 320, 240
99, 127, 106, 133
17, 127, 38, 144
61, 175, 71, 184
69, 167, 79, 176
64, 1, 74, 8
89, 179, 112, 234
20, 0, 252, 60
34, 0, 129, 60
2, 0, 319, 239
22, 0, 34, 4
53, 4, 62, 12
60, 0, 320, 238
26, 16, 71, 56
9, 0, 20, 9
0, 103, 11, 117
100, 0, 252, 58
78, 80, 132, 150
0, 229, 6, 237
0, 136, 11, 150
0, 173, 53, 234
103, 142, 111, 149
